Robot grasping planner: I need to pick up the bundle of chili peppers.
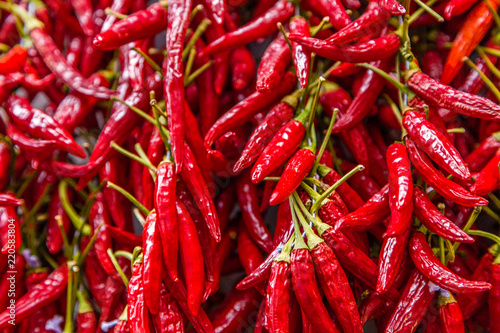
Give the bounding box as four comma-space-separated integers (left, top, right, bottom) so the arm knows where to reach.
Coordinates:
3, 0, 500, 332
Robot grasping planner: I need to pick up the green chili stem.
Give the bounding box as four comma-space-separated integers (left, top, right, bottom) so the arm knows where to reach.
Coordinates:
107, 182, 150, 215
107, 248, 130, 286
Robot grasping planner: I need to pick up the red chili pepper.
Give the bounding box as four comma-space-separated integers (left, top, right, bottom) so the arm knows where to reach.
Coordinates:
318, 165, 366, 211
0, 143, 11, 192
489, 262, 500, 333
410, 232, 491, 294
181, 144, 221, 241
441, 0, 500, 84
237, 222, 264, 275
270, 147, 316, 206
89, 192, 115, 277
128, 256, 152, 333
377, 217, 411, 293
311, 241, 363, 333
142, 210, 164, 315
291, 247, 341, 333
199, 1, 295, 54
405, 137, 488, 207
336, 184, 390, 230
46, 191, 70, 254
0, 264, 67, 328
204, 71, 296, 150
301, 0, 351, 30
0, 45, 27, 75
0, 206, 21, 254
256, 34, 292, 93
94, 2, 167, 50
266, 256, 292, 333
384, 269, 435, 333
71, 0, 94, 37
327, 2, 391, 44
0, 254, 25, 310
471, 149, 500, 196
465, 133, 500, 172
327, 62, 361, 77
288, 34, 400, 63
438, 292, 465, 333
77, 294, 97, 333
202, 15, 230, 95
386, 143, 413, 237
403, 110, 471, 181
408, 72, 500, 120
237, 170, 273, 253
380, 0, 407, 14
176, 200, 205, 316
5, 96, 84, 158
154, 161, 179, 281
107, 225, 142, 248
413, 187, 474, 243
290, 16, 311, 88
153, 285, 185, 332
229, 47, 256, 91
444, 0, 480, 18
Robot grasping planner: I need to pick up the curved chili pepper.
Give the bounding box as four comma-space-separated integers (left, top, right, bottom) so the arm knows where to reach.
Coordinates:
384, 269, 435, 333
0, 206, 21, 254
410, 232, 491, 294
229, 47, 256, 90
288, 34, 400, 63
327, 62, 360, 77
199, 0, 295, 58
311, 241, 363, 333
413, 187, 474, 243
154, 285, 184, 332
408, 72, 500, 120
291, 247, 341, 333
89, 192, 115, 277
327, 2, 391, 44
6, 95, 85, 158
176, 200, 205, 316
489, 263, 500, 333
266, 257, 291, 333
204, 72, 296, 150
234, 98, 296, 173
444, 0, 480, 18
270, 148, 315, 206
181, 144, 220, 241
0, 45, 27, 75
441, 0, 500, 84
164, 0, 192, 172
237, 170, 273, 253
471, 149, 500, 196
94, 2, 167, 50
46, 191, 70, 254
438, 292, 465, 333
405, 137, 488, 207
71, 0, 94, 37
301, 0, 351, 30
386, 143, 413, 237
0, 193, 22, 207
0, 264, 67, 328
154, 161, 179, 280
107, 225, 142, 248
336, 184, 390, 230
465, 133, 500, 172
256, 34, 292, 92
142, 210, 164, 315
128, 256, 152, 333
237, 222, 264, 275
403, 110, 471, 181
319, 166, 366, 211
289, 16, 310, 88
77, 295, 97, 333
377, 218, 412, 293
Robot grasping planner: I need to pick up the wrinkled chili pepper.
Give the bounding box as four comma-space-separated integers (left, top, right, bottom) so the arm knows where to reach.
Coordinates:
290, 16, 310, 88
257, 34, 292, 93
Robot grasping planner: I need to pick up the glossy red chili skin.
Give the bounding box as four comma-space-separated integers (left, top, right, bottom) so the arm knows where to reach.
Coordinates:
465, 134, 500, 172
403, 110, 471, 181
46, 191, 70, 254
444, 0, 480, 18
377, 220, 411, 293
410, 232, 491, 294
94, 2, 167, 50
0, 206, 21, 254
0, 255, 25, 311
199, 0, 295, 58
0, 143, 11, 191
0, 45, 27, 75
237, 170, 273, 253
321, 169, 366, 212
405, 137, 488, 207
0, 265, 67, 328
71, 0, 94, 36
88, 192, 115, 277
439, 296, 465, 333
380, 0, 407, 14
128, 262, 152, 333
237, 222, 264, 275
311, 242, 363, 333
229, 47, 256, 90
142, 210, 164, 315
270, 148, 315, 206
327, 2, 391, 44
234, 100, 295, 173
386, 143, 413, 237
251, 119, 306, 184
489, 263, 500, 333
266, 259, 291, 333
301, 0, 350, 30
291, 248, 341, 333
409, 72, 500, 120
289, 17, 310, 88
385, 270, 435, 333
471, 149, 500, 195
336, 184, 390, 230
204, 72, 296, 150
77, 311, 97, 333
413, 187, 473, 243
257, 34, 292, 92
152, 285, 184, 332
288, 34, 400, 63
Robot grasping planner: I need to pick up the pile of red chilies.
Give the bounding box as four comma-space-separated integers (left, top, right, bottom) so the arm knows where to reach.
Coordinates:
3, 0, 500, 332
